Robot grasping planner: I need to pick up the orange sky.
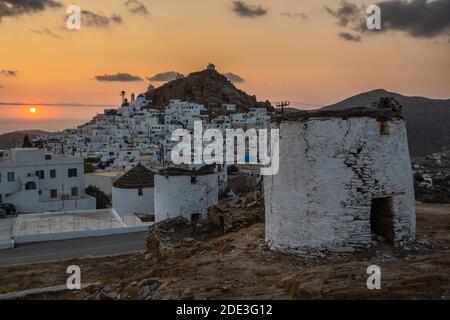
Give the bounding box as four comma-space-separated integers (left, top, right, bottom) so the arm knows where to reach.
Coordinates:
0, 0, 449, 126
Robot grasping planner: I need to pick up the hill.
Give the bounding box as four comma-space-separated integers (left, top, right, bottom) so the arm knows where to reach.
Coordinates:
322, 89, 450, 156
145, 68, 272, 112
0, 130, 49, 150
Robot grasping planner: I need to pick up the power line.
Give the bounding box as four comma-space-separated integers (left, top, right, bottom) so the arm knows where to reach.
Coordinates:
289, 100, 325, 107
269, 100, 325, 108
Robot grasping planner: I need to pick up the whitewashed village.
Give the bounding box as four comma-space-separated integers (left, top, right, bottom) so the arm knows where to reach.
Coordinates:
0, 65, 448, 300
0, 65, 270, 248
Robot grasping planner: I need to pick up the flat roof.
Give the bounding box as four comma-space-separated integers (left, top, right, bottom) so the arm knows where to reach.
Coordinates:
157, 164, 216, 176
87, 171, 122, 177
272, 106, 403, 123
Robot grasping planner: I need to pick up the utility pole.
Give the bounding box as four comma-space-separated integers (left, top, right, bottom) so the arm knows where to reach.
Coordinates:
275, 101, 290, 115
161, 142, 166, 172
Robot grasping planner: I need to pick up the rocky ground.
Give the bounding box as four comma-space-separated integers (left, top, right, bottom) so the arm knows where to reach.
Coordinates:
0, 202, 449, 300
415, 186, 450, 204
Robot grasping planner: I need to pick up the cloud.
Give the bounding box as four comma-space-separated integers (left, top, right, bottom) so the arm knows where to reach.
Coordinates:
231, 1, 268, 18
0, 0, 62, 22
338, 32, 361, 42
325, 1, 362, 28
110, 14, 123, 24
281, 12, 307, 20
30, 27, 61, 39
0, 70, 17, 77
95, 73, 143, 82
326, 0, 450, 39
81, 10, 123, 28
125, 0, 150, 15
223, 72, 245, 83
147, 71, 185, 82
375, 0, 450, 38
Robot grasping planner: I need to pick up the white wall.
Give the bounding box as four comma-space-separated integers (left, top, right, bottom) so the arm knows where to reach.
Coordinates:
112, 187, 154, 215
40, 197, 96, 213
154, 173, 218, 222
0, 240, 14, 250
9, 188, 95, 213
265, 117, 416, 255
85, 173, 119, 196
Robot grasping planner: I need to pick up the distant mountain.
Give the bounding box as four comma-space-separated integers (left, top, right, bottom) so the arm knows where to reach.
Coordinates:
0, 130, 49, 150
322, 89, 450, 157
145, 68, 272, 112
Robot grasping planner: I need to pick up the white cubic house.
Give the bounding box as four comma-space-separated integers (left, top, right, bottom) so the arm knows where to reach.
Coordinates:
0, 148, 95, 213
112, 164, 155, 215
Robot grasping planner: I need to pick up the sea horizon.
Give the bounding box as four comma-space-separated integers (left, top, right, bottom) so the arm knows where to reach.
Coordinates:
0, 104, 111, 134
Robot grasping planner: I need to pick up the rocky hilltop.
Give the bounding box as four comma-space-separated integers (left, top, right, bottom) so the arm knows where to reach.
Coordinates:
145, 68, 272, 112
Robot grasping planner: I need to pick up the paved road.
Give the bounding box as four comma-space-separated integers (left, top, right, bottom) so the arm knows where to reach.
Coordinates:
0, 232, 147, 268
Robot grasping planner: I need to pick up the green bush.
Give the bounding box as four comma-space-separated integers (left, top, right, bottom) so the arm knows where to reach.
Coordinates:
85, 185, 111, 209
84, 162, 96, 173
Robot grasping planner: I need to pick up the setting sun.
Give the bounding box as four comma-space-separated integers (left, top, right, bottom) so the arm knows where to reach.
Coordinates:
29, 107, 37, 114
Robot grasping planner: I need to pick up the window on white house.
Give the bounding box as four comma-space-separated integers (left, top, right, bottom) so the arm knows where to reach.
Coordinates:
7, 172, 15, 182
36, 170, 45, 179
50, 170, 56, 179
50, 189, 58, 199
68, 168, 78, 178
25, 181, 37, 190
71, 187, 79, 197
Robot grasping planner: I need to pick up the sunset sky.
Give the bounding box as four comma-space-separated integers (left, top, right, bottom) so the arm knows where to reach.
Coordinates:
0, 0, 449, 131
